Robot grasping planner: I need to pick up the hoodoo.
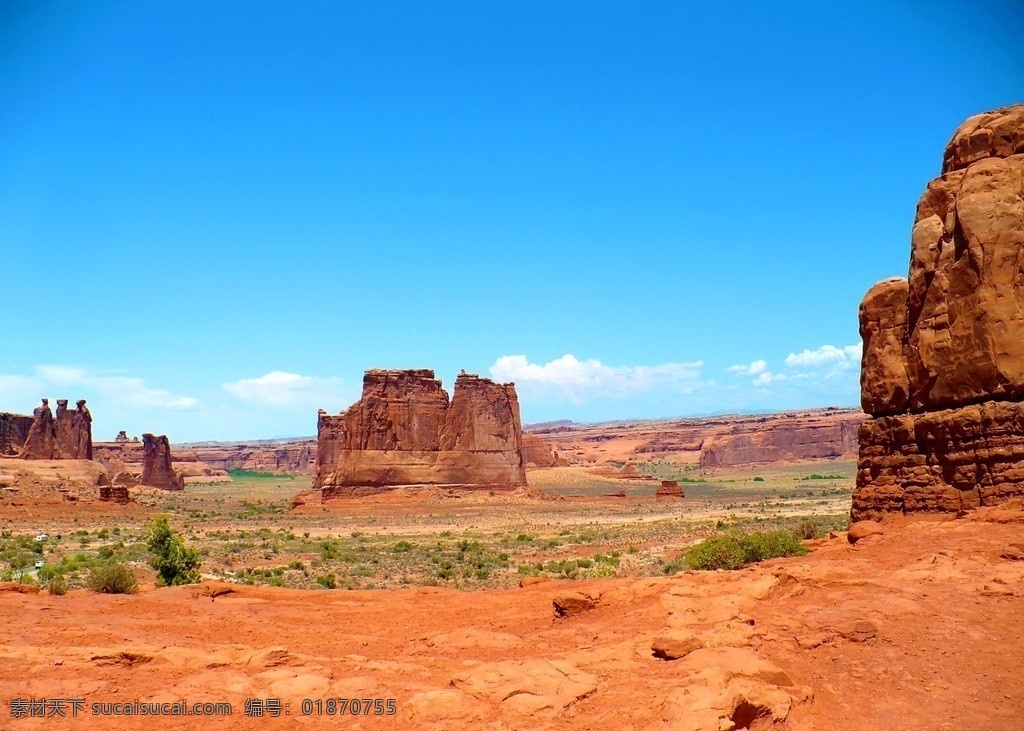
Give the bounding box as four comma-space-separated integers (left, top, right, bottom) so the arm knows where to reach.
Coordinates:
854, 105, 1024, 520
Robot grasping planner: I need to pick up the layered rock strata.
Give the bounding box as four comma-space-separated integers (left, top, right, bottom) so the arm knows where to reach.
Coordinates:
700, 414, 859, 468
854, 105, 1024, 520
98, 485, 131, 503
315, 369, 527, 495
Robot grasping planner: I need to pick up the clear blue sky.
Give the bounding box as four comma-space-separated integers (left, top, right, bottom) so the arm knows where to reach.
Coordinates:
2, 1, 1021, 441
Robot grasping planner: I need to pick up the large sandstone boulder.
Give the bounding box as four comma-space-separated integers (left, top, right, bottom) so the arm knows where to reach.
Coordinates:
315, 369, 527, 495
855, 105, 1024, 520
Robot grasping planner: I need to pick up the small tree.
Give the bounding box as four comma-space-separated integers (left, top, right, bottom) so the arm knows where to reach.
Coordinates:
145, 516, 201, 586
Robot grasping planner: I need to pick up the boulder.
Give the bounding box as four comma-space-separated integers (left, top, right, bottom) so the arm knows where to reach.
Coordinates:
846, 521, 883, 544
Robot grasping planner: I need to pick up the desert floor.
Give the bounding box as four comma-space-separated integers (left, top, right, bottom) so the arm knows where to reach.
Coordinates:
1, 463, 1021, 729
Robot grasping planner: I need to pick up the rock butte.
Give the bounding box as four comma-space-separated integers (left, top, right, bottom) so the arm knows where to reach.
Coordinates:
855, 105, 1024, 520
314, 369, 527, 496
3, 398, 94, 460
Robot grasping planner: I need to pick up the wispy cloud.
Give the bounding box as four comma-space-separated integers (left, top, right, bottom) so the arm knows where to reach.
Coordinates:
0, 365, 198, 410
222, 371, 351, 410
785, 344, 861, 371
727, 343, 861, 389
489, 354, 705, 404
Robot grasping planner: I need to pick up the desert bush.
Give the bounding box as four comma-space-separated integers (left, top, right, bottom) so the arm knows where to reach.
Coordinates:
738, 530, 807, 563
793, 519, 823, 540
87, 562, 139, 594
47, 575, 68, 596
678, 530, 808, 572
145, 516, 201, 587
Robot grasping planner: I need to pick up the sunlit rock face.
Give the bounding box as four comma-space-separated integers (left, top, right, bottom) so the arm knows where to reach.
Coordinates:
315, 369, 527, 496
854, 105, 1024, 520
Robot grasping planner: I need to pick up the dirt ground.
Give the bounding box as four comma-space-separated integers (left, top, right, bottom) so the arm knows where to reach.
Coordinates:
1, 502, 1022, 729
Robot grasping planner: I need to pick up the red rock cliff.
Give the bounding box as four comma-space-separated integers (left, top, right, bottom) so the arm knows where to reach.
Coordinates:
854, 105, 1024, 520
314, 369, 527, 495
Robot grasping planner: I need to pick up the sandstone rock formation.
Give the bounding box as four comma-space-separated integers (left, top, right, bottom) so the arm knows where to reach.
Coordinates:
20, 399, 59, 459
314, 369, 527, 495
55, 399, 92, 460
656, 480, 686, 498
699, 412, 859, 468
141, 434, 184, 491
181, 441, 316, 473
854, 105, 1024, 520
0, 413, 33, 456
98, 485, 131, 504
521, 434, 568, 468
8, 398, 93, 460
529, 408, 864, 470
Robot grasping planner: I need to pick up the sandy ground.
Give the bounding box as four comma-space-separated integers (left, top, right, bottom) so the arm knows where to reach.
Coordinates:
1, 503, 1022, 730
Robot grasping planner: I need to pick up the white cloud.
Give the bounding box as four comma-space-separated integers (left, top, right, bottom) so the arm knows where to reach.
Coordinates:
0, 365, 198, 411
785, 344, 861, 370
222, 371, 350, 410
727, 359, 768, 377
726, 342, 861, 397
728, 359, 789, 385
489, 354, 704, 404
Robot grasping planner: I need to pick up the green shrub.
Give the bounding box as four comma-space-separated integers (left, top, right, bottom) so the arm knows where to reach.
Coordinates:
392, 540, 414, 553
752, 476, 765, 482
679, 530, 808, 572
793, 519, 823, 540
87, 562, 139, 594
47, 575, 68, 596
316, 574, 337, 589
738, 530, 807, 563
682, 535, 746, 571
145, 516, 201, 587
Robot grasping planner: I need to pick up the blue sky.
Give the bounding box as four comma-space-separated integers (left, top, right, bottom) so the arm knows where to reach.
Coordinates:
1, 1, 1021, 441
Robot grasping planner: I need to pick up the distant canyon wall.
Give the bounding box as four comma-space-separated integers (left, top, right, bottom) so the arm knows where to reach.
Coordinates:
528, 409, 864, 470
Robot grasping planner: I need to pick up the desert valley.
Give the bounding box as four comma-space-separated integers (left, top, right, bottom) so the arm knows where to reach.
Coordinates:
2, 106, 1024, 728
4, 4, 1024, 729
